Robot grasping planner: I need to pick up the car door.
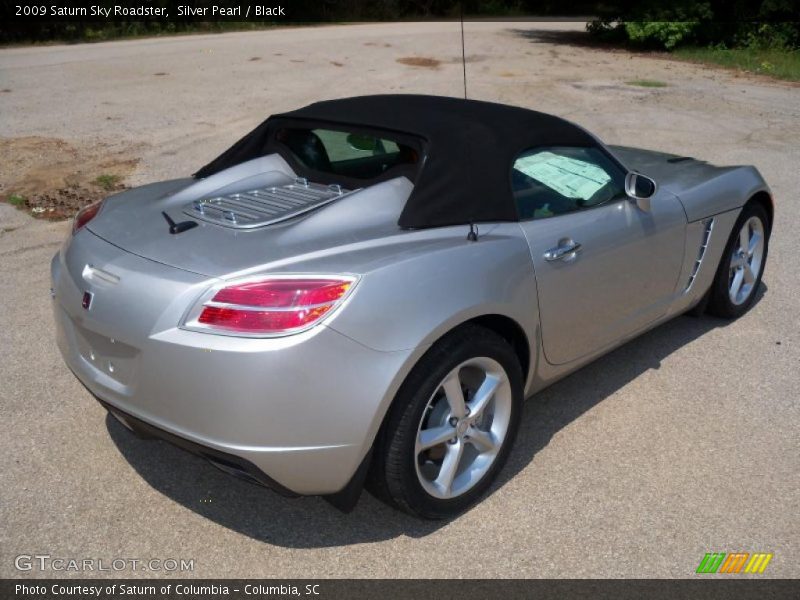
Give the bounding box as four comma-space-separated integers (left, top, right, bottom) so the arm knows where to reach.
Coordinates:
514, 145, 686, 365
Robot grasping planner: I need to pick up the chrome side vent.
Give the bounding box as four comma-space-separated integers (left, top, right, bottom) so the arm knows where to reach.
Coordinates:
684, 218, 714, 293
183, 178, 353, 229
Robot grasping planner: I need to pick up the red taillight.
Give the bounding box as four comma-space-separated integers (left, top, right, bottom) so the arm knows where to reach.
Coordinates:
211, 279, 351, 308
72, 200, 103, 234
188, 276, 356, 336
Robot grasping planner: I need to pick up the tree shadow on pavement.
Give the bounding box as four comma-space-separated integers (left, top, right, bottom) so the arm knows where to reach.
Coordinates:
509, 27, 623, 51
107, 285, 765, 548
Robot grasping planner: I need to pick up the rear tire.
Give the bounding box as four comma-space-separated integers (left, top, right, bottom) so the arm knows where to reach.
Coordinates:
367, 325, 523, 519
707, 203, 770, 319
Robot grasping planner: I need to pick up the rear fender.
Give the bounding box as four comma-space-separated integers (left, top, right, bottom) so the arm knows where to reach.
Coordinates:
324, 223, 540, 460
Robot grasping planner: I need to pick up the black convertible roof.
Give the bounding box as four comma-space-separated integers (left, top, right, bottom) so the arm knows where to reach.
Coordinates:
195, 94, 599, 229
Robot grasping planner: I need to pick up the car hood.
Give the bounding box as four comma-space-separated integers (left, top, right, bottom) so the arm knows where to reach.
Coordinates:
609, 145, 767, 221
87, 156, 413, 278
609, 145, 735, 195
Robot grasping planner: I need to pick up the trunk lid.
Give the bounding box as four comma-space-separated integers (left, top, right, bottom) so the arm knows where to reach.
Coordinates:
87, 155, 411, 277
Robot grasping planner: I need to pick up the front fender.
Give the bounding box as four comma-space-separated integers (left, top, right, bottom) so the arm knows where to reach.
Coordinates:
677, 166, 769, 222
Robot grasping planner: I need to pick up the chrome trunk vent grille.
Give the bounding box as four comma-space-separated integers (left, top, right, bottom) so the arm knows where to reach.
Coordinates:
183, 178, 352, 229
684, 218, 714, 293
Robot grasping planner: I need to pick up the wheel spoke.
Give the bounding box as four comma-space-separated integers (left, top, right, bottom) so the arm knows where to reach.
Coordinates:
435, 440, 464, 495
730, 268, 744, 300
743, 262, 756, 284
442, 372, 466, 418
739, 225, 750, 254
467, 373, 502, 418
467, 428, 496, 453
748, 232, 761, 255
417, 425, 455, 453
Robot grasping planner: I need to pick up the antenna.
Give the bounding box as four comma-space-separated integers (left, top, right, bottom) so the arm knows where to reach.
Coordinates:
460, 3, 467, 99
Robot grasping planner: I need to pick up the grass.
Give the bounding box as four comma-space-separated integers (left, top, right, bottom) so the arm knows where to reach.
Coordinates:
674, 46, 800, 82
626, 79, 669, 87
94, 174, 121, 191
7, 194, 26, 207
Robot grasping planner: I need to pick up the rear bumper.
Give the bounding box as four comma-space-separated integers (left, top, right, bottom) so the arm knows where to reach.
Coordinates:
99, 398, 297, 496
51, 231, 415, 495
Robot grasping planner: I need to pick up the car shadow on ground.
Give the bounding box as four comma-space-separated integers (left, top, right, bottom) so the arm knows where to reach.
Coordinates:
107, 286, 766, 548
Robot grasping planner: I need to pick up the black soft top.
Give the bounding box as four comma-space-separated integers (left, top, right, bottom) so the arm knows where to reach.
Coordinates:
195, 94, 599, 229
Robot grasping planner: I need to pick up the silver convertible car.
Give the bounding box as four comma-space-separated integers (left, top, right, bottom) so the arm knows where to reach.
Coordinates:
52, 95, 773, 518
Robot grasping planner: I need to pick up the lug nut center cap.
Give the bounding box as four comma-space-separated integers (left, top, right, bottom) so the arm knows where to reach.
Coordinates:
456, 420, 469, 437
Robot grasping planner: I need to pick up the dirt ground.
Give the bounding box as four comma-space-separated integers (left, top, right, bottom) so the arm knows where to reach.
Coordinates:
0, 136, 138, 218
0, 22, 798, 579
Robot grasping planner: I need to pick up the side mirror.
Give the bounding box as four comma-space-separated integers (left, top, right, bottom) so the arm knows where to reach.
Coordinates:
346, 133, 378, 152
625, 172, 657, 211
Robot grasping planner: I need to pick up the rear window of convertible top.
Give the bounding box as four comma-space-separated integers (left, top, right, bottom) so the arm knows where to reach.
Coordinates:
275, 127, 420, 181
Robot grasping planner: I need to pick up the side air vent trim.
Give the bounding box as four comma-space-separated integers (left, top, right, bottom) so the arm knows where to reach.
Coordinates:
684, 218, 714, 293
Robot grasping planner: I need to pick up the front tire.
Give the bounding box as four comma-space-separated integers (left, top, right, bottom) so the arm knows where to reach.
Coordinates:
368, 325, 523, 519
707, 203, 770, 319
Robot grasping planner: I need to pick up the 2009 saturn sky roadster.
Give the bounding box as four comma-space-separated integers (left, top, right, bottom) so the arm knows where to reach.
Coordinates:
51, 95, 773, 518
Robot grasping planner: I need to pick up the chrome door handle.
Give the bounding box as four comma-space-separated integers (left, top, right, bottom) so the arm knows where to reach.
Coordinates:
543, 240, 582, 261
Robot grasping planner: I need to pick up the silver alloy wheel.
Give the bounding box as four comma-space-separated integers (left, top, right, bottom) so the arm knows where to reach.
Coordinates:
728, 216, 765, 306
414, 356, 512, 500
